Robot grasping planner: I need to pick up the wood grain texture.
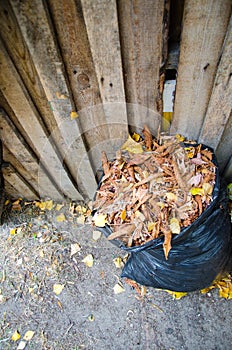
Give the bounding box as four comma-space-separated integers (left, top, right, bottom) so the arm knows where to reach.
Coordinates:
198, 16, 232, 150
0, 108, 64, 200
170, 0, 231, 140
81, 0, 128, 148
0, 39, 82, 200
48, 0, 111, 171
117, 0, 164, 134
9, 0, 97, 199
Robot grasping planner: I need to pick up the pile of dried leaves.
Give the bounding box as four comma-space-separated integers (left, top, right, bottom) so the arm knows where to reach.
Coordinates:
93, 126, 216, 259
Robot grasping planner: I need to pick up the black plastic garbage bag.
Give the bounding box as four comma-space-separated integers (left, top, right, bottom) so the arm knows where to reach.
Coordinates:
95, 146, 232, 292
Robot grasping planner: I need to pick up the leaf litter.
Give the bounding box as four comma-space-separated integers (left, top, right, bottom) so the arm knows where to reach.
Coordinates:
93, 125, 216, 259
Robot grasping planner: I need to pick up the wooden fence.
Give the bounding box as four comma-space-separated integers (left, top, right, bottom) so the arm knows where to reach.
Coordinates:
0, 0, 231, 201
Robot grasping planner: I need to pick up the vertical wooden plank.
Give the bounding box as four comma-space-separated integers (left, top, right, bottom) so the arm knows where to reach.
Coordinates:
81, 0, 128, 149
8, 0, 97, 199
117, 0, 164, 134
0, 40, 82, 200
216, 111, 232, 173
198, 17, 232, 150
170, 0, 231, 140
0, 108, 64, 200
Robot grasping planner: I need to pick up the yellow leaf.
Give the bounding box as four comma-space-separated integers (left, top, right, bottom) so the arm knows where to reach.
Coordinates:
56, 213, 66, 222
190, 187, 204, 196
53, 284, 65, 295
12, 330, 21, 341
70, 111, 78, 120
219, 287, 229, 299
55, 204, 64, 211
202, 182, 213, 196
82, 254, 94, 267
56, 91, 68, 99
169, 218, 181, 234
93, 213, 107, 227
92, 230, 102, 241
113, 257, 124, 268
23, 330, 35, 341
121, 135, 144, 154
5, 199, 10, 206
10, 228, 17, 235
165, 290, 187, 299
120, 208, 127, 221
70, 243, 81, 257
113, 283, 125, 294
45, 200, 53, 210
132, 132, 141, 142
88, 314, 95, 322
76, 215, 85, 225
147, 222, 155, 232
176, 134, 185, 142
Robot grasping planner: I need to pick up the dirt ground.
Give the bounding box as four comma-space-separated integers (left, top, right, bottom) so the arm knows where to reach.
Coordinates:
0, 200, 232, 350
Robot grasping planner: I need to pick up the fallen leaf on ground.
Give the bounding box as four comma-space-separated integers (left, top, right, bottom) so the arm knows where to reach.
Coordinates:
55, 204, 64, 211
53, 284, 65, 295
17, 341, 26, 350
92, 230, 102, 241
12, 330, 21, 341
82, 254, 94, 267
76, 215, 85, 225
56, 213, 66, 222
88, 314, 95, 322
23, 330, 35, 341
113, 256, 124, 268
10, 228, 17, 235
169, 218, 181, 234
70, 243, 81, 257
113, 283, 125, 294
165, 290, 188, 299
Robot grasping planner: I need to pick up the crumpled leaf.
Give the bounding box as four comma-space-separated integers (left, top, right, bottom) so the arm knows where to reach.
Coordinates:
121, 135, 143, 154
55, 203, 64, 211
93, 213, 107, 227
113, 283, 125, 294
202, 182, 213, 196
53, 284, 65, 295
56, 213, 66, 222
166, 192, 177, 202
82, 254, 94, 267
169, 218, 181, 234
88, 314, 95, 322
70, 243, 81, 257
23, 330, 35, 341
163, 231, 172, 260
12, 330, 21, 341
107, 224, 135, 240
132, 132, 140, 142
35, 200, 53, 210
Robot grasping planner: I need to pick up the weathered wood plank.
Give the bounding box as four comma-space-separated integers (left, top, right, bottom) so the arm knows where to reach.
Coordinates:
8, 0, 97, 199
81, 0, 128, 149
3, 165, 38, 201
117, 0, 164, 134
0, 0, 59, 137
0, 108, 64, 200
4, 180, 18, 200
48, 0, 111, 171
223, 156, 232, 181
170, 0, 231, 140
216, 111, 232, 173
0, 39, 82, 200
198, 16, 232, 150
